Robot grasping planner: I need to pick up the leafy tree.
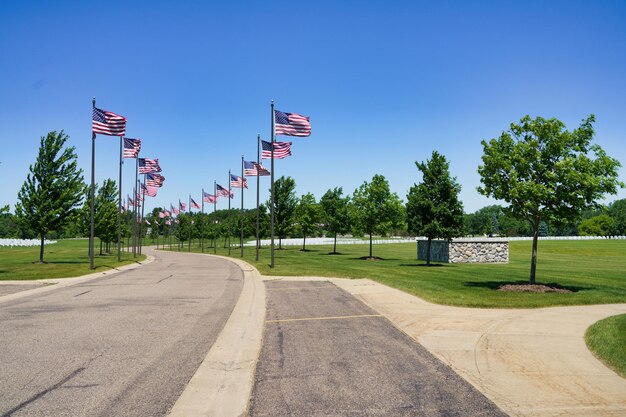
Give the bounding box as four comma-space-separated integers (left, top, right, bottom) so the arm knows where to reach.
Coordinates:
406, 151, 464, 265
578, 214, 615, 237
608, 198, 626, 235
351, 174, 405, 259
95, 179, 118, 254
15, 131, 84, 262
478, 115, 623, 284
320, 187, 351, 254
269, 176, 298, 249
295, 192, 320, 251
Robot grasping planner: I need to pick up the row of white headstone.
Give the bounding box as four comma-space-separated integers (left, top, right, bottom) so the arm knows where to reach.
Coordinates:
0, 238, 57, 247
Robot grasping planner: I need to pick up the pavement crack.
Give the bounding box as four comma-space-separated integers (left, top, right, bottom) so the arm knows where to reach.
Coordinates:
1, 367, 86, 417
73, 290, 92, 298
157, 274, 174, 284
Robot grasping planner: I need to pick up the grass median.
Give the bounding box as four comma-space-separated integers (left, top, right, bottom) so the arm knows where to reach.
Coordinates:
0, 239, 146, 281
163, 238, 626, 309
585, 313, 626, 378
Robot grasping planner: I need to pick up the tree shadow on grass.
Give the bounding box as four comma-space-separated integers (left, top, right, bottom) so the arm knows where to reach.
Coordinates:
324, 252, 345, 256
464, 280, 591, 292
351, 256, 402, 261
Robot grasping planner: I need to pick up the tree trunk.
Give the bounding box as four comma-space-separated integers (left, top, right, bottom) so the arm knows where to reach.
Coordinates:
302, 235, 306, 251
369, 233, 373, 258
530, 216, 540, 285
39, 235, 45, 263
333, 232, 337, 254
426, 237, 431, 266
99, 240, 103, 255
279, 236, 282, 249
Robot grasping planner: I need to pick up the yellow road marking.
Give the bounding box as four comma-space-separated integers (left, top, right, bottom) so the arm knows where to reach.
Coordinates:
266, 314, 383, 323
268, 286, 336, 290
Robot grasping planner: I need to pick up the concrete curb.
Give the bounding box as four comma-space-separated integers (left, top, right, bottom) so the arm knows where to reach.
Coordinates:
167, 255, 266, 417
0, 255, 154, 304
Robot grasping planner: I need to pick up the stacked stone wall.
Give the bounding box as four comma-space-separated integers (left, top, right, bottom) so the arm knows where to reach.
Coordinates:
417, 239, 508, 263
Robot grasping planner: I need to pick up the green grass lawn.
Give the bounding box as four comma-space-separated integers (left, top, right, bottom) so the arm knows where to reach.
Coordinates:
164, 238, 626, 308
0, 239, 146, 280
585, 314, 626, 378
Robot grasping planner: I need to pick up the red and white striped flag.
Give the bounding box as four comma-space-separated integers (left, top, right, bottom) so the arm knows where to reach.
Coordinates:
216, 184, 233, 198
179, 201, 187, 212
123, 138, 141, 158
139, 158, 161, 174
261, 140, 292, 159
93, 107, 126, 136
146, 173, 165, 187
243, 160, 270, 176
203, 191, 217, 203
171, 204, 180, 215
230, 174, 248, 189
190, 198, 201, 209
158, 211, 166, 218
274, 109, 311, 137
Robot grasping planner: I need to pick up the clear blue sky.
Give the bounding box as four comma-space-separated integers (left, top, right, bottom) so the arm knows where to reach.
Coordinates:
1, 0, 625, 214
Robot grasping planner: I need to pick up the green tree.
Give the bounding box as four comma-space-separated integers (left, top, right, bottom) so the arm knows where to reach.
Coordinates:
295, 192, 320, 251
406, 151, 464, 265
15, 131, 84, 262
269, 176, 298, 249
95, 179, 118, 254
351, 174, 405, 259
478, 115, 623, 284
320, 187, 351, 254
608, 199, 626, 235
578, 214, 615, 237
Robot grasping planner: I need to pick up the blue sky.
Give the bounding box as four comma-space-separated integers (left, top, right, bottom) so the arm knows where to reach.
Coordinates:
1, 0, 625, 214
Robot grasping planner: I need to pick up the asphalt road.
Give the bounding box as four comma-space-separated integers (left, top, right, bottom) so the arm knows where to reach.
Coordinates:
0, 249, 243, 417
249, 281, 507, 417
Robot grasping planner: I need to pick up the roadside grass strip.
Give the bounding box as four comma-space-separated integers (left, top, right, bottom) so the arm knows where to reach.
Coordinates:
0, 239, 146, 280
167, 239, 626, 309
585, 313, 626, 378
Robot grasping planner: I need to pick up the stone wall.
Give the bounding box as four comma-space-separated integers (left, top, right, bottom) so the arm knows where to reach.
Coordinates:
417, 239, 508, 263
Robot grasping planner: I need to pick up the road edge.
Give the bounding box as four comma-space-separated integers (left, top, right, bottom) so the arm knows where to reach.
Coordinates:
0, 255, 154, 304
167, 255, 266, 417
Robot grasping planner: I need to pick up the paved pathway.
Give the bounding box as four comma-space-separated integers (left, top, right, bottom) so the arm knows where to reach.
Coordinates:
249, 280, 506, 416
0, 249, 243, 417
330, 278, 626, 417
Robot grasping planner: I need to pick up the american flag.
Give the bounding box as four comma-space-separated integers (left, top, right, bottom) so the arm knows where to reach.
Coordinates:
142, 183, 157, 197
190, 198, 200, 209
243, 160, 270, 176
128, 196, 135, 207
261, 140, 292, 159
171, 204, 180, 215
153, 220, 159, 226
230, 174, 248, 189
165, 219, 172, 225
203, 191, 217, 203
179, 201, 187, 212
123, 138, 141, 158
158, 211, 166, 218
93, 107, 127, 136
274, 109, 311, 137
146, 173, 165, 187
145, 219, 151, 225
139, 158, 161, 174
164, 210, 171, 217
216, 184, 233, 198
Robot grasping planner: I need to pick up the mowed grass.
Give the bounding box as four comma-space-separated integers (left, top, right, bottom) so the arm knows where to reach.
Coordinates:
0, 239, 146, 280
173, 239, 626, 308
585, 314, 626, 378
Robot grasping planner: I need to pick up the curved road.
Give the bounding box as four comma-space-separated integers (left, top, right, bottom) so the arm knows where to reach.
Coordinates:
0, 249, 243, 417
